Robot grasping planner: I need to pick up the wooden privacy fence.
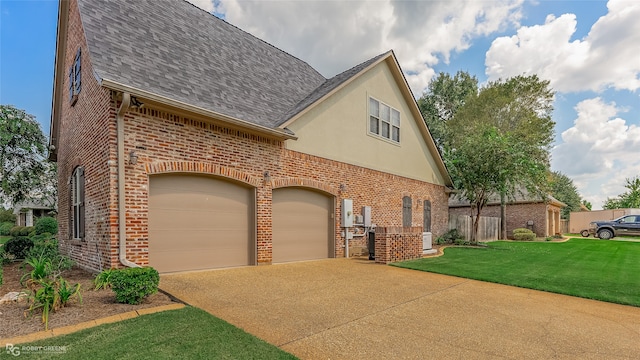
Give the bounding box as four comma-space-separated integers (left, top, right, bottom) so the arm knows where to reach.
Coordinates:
449, 215, 500, 241
560, 220, 569, 234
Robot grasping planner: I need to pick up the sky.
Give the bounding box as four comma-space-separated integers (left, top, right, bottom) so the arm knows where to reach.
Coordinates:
1, 0, 638, 209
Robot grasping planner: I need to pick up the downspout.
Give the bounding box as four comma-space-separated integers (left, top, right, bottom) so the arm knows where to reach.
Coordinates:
117, 92, 140, 268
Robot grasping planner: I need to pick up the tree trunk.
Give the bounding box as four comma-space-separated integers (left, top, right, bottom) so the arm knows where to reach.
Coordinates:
471, 202, 482, 245
500, 192, 507, 240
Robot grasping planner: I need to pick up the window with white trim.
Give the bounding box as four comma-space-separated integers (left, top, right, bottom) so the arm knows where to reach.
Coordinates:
369, 97, 400, 143
70, 166, 85, 239
68, 48, 81, 105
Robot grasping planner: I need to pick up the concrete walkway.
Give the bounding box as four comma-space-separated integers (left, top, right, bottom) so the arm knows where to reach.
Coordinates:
160, 258, 640, 359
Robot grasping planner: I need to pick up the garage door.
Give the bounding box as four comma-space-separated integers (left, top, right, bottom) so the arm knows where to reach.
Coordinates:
148, 174, 254, 273
272, 187, 333, 263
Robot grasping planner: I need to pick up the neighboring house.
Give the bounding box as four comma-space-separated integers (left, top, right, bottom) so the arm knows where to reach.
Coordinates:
49, 0, 453, 272
449, 192, 566, 238
13, 198, 56, 227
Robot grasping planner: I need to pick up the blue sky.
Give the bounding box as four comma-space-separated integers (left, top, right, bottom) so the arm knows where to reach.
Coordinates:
1, 0, 639, 209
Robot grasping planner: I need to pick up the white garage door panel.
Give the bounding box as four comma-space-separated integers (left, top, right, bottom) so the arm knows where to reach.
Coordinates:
272, 188, 333, 263
149, 175, 254, 273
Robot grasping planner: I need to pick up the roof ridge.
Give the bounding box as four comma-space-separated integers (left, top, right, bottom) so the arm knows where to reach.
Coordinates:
179, 0, 324, 79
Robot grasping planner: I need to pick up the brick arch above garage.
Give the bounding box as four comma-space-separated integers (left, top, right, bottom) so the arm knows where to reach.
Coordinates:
145, 161, 261, 187
271, 177, 338, 196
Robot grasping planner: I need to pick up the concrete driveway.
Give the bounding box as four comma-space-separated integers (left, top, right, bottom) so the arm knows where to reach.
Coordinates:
160, 258, 640, 359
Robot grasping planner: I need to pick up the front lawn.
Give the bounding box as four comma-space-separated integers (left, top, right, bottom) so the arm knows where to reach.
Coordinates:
394, 238, 640, 306
19, 306, 297, 359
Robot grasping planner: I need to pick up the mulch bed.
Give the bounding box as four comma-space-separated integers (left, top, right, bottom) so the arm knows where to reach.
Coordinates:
0, 262, 176, 339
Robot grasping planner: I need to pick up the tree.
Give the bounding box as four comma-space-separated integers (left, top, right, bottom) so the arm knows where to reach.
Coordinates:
0, 207, 16, 223
418, 71, 478, 153
549, 171, 582, 219
582, 199, 592, 211
0, 105, 56, 207
446, 75, 555, 243
603, 176, 640, 209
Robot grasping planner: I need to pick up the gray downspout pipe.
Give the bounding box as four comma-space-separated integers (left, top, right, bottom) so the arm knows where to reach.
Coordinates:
117, 92, 140, 268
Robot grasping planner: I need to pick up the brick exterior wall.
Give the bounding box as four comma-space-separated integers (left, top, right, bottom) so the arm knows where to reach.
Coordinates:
374, 226, 423, 264
56, 0, 116, 271
449, 202, 563, 238
57, 0, 450, 272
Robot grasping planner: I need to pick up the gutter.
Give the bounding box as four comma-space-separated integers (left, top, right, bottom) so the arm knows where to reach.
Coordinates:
102, 79, 297, 141
117, 92, 140, 268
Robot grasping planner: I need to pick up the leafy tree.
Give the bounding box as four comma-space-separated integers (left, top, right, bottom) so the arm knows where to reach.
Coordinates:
603, 176, 640, 209
418, 71, 478, 153
0, 105, 56, 207
446, 75, 555, 243
0, 207, 16, 223
581, 199, 592, 211
549, 171, 582, 219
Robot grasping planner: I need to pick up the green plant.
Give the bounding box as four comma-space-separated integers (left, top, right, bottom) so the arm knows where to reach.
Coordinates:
110, 267, 160, 304
4, 236, 34, 259
26, 277, 59, 330
0, 264, 3, 286
26, 235, 74, 274
545, 237, 553, 242
436, 229, 463, 245
9, 226, 24, 237
21, 256, 53, 285
58, 277, 82, 306
513, 228, 532, 235
34, 217, 58, 235
25, 275, 82, 331
94, 268, 116, 290
0, 221, 14, 236
513, 228, 535, 241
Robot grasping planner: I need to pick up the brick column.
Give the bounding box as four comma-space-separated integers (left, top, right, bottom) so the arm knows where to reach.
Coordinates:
256, 185, 273, 265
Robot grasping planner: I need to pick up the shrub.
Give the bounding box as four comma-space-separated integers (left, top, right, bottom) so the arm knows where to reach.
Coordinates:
513, 228, 535, 241
110, 267, 160, 305
9, 226, 34, 237
0, 222, 14, 236
34, 217, 58, 235
436, 229, 463, 245
4, 236, 34, 259
0, 208, 16, 223
27, 236, 74, 274
513, 228, 532, 235
9, 226, 24, 237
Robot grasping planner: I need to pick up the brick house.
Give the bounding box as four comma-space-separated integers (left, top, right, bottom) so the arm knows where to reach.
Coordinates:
49, 0, 453, 272
449, 193, 566, 238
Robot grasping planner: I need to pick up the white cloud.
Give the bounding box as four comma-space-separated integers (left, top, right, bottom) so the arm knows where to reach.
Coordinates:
186, 0, 215, 13
551, 97, 640, 208
209, 0, 523, 95
485, 0, 640, 92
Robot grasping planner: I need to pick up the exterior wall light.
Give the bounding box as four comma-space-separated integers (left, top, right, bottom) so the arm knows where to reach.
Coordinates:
263, 171, 271, 185
129, 150, 138, 165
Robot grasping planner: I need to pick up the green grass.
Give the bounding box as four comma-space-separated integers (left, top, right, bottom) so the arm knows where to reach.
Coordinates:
18, 306, 297, 359
394, 238, 640, 306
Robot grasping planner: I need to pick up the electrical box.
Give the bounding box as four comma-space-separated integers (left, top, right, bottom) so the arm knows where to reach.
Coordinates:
341, 199, 353, 227
354, 214, 363, 225
362, 206, 372, 227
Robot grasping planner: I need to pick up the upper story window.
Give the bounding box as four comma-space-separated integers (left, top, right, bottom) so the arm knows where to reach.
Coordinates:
68, 48, 82, 105
369, 97, 400, 143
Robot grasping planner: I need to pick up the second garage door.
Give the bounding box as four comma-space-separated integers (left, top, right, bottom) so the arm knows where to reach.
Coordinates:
148, 174, 255, 273
272, 187, 334, 263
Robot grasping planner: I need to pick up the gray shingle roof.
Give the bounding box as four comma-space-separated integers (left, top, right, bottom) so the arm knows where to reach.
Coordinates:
278, 52, 391, 125
77, 0, 327, 128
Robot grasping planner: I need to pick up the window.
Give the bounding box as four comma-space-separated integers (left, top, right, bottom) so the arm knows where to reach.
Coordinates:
70, 166, 85, 239
369, 97, 400, 143
402, 196, 412, 227
423, 200, 431, 232
69, 48, 81, 105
